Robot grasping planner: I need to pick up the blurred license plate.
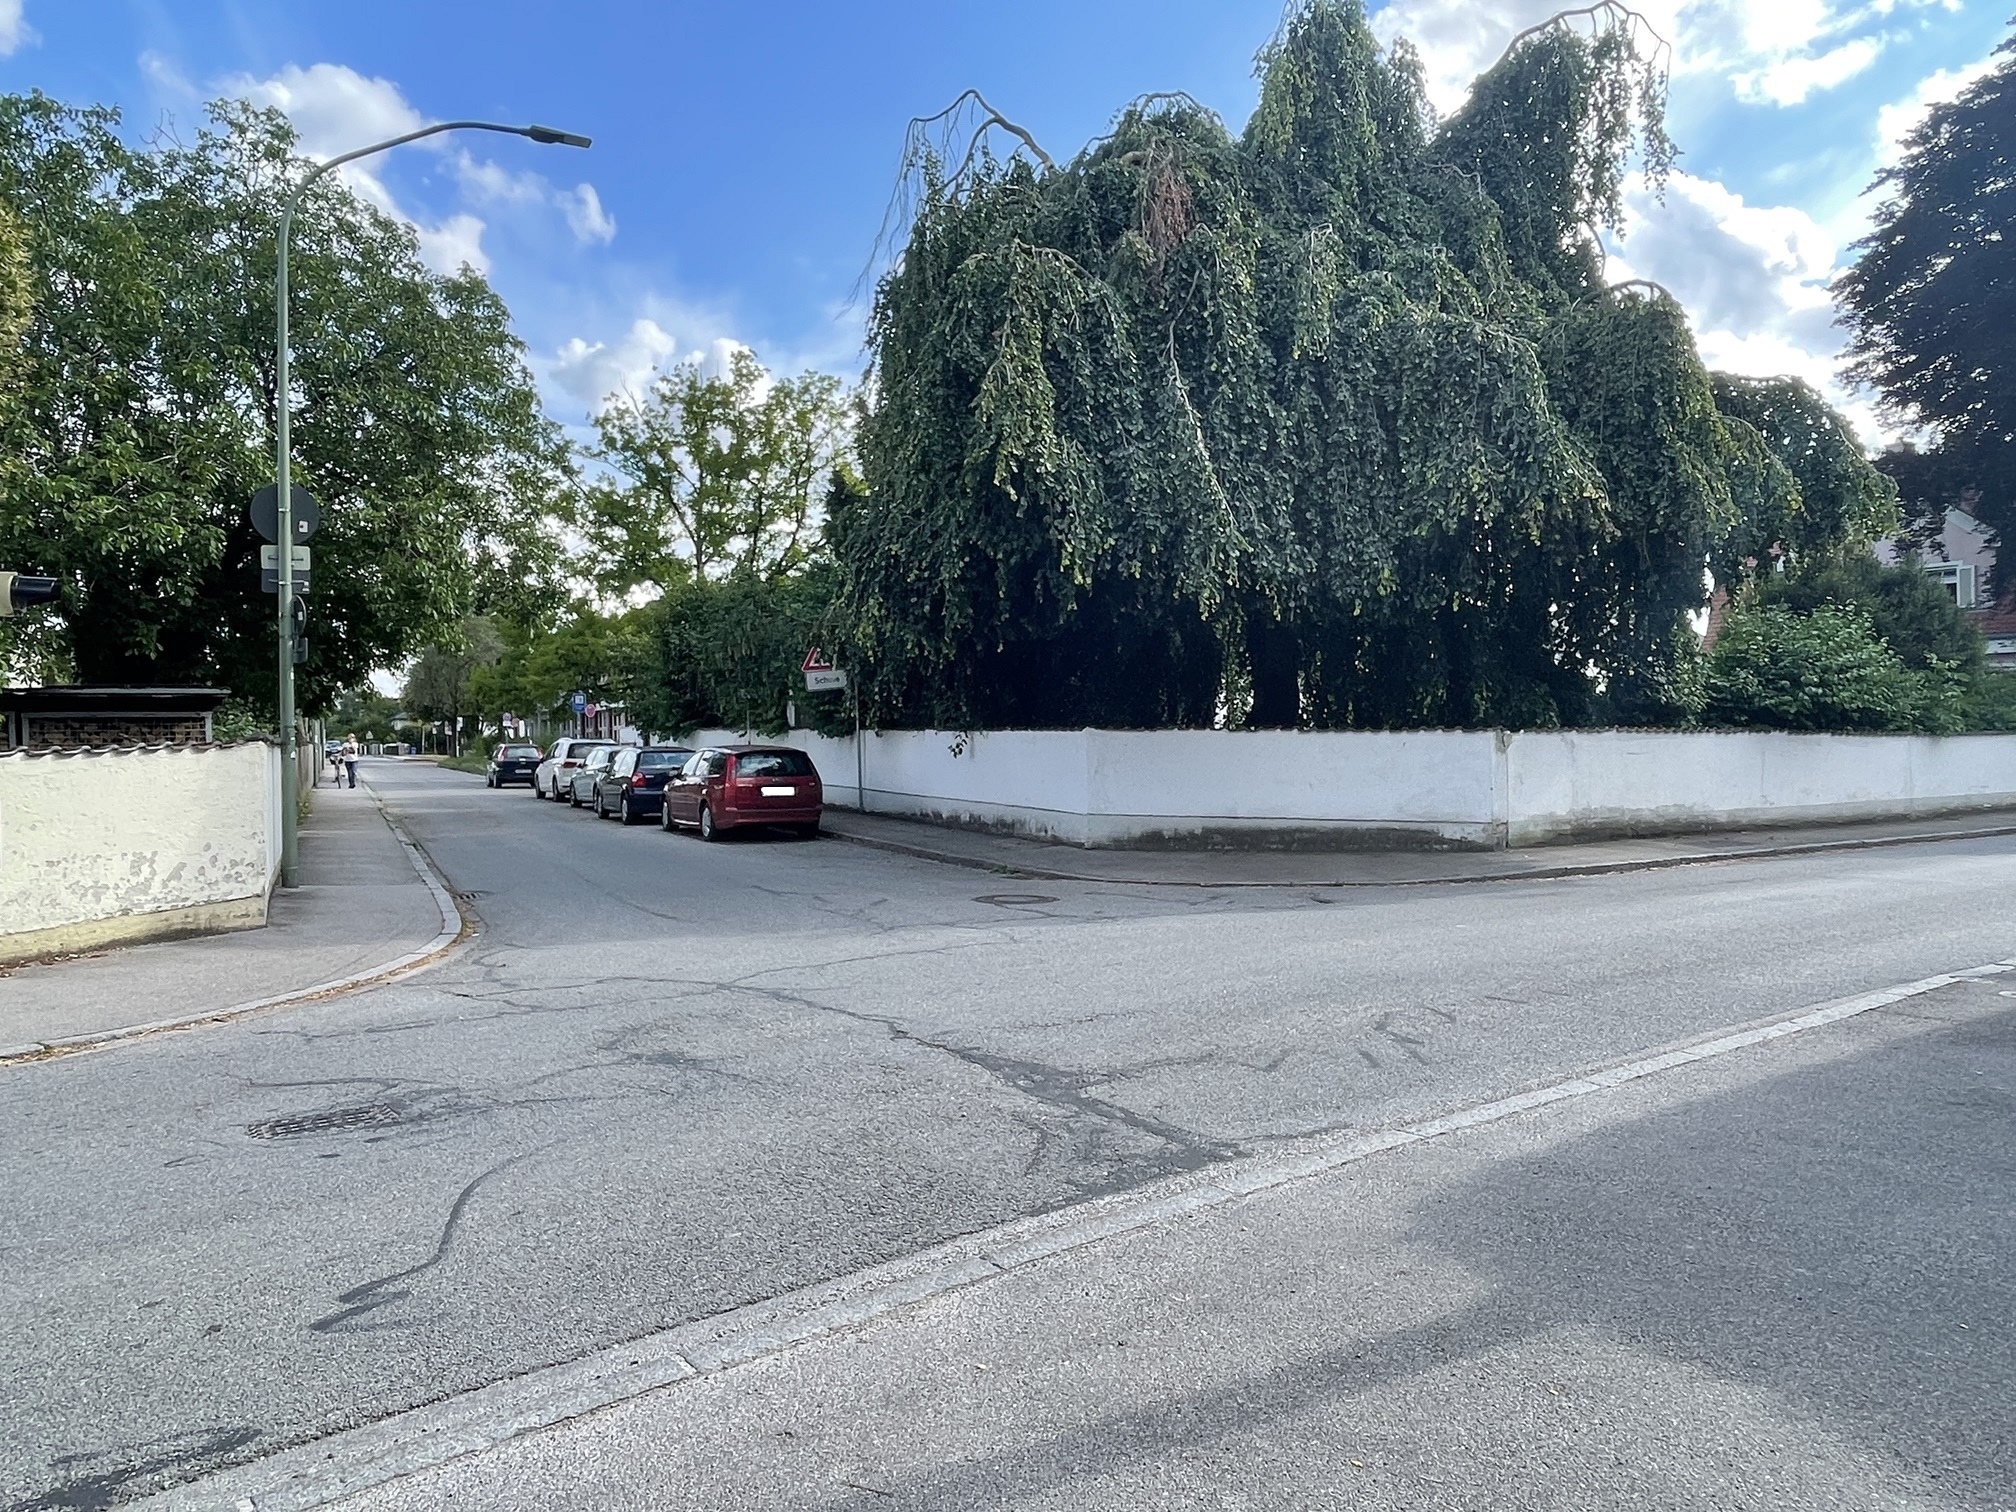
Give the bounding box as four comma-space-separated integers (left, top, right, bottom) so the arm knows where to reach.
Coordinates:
761, 785, 796, 797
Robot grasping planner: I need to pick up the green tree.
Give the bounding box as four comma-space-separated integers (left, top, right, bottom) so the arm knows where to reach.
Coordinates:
626, 568, 841, 738
0, 93, 574, 707
1836, 25, 2016, 572
401, 616, 504, 754
839, 0, 1887, 732
513, 610, 649, 721
581, 348, 854, 597
327, 685, 403, 744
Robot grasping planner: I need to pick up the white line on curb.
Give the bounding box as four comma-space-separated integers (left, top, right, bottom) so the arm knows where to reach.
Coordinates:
0, 779, 467, 1064
132, 954, 2015, 1512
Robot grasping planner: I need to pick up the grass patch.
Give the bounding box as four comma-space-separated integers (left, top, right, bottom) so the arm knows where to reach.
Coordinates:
439, 751, 490, 776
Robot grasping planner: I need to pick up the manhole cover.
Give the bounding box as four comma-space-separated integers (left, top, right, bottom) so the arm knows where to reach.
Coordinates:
247, 1102, 403, 1140
974, 893, 1060, 907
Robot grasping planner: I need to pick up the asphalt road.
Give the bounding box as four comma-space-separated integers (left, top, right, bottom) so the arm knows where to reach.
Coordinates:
334, 972, 2016, 1512
4, 758, 2014, 1509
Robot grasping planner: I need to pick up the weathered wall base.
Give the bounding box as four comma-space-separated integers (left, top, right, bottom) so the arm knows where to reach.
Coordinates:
0, 894, 267, 967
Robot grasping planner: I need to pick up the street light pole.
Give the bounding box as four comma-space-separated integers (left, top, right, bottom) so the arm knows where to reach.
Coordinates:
273, 120, 590, 885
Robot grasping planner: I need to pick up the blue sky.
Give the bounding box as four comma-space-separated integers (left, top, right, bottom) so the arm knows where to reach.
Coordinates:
1, 0, 2008, 446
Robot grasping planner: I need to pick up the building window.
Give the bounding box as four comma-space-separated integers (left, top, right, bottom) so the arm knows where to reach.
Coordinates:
1922, 562, 1977, 609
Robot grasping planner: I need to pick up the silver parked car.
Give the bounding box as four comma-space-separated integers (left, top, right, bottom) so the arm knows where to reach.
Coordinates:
566, 743, 624, 807
534, 737, 613, 801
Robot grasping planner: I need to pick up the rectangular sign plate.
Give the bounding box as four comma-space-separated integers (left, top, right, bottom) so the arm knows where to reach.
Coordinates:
804, 668, 848, 693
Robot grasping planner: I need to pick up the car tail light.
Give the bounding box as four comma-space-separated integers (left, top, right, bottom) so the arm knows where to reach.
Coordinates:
560, 759, 578, 769
631, 772, 648, 787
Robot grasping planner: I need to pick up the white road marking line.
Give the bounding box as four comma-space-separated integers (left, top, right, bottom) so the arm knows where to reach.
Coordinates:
133, 955, 2015, 1512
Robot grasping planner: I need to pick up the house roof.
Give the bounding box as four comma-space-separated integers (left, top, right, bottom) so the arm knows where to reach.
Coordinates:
0, 685, 229, 714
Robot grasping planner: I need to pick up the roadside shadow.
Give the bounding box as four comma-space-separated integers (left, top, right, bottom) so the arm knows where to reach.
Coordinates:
848, 1004, 2014, 1510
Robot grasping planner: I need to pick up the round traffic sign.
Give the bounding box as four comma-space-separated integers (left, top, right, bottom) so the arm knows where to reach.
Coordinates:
250, 484, 321, 544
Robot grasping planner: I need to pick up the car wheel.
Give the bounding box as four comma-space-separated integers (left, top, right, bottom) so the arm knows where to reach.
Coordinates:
698, 803, 719, 842
660, 801, 675, 832
568, 785, 581, 808
485, 774, 494, 788
620, 795, 637, 825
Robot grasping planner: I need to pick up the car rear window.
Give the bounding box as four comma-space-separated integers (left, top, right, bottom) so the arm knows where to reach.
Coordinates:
734, 751, 814, 778
637, 750, 691, 772
500, 745, 540, 758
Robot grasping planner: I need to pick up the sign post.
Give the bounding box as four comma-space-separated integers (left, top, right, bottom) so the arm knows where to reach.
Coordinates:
252, 483, 319, 887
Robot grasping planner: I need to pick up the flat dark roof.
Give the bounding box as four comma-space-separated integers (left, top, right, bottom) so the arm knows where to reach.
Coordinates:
1, 685, 229, 713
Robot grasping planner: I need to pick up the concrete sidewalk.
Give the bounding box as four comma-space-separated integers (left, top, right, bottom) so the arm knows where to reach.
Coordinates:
0, 775, 457, 1056
820, 805, 2016, 885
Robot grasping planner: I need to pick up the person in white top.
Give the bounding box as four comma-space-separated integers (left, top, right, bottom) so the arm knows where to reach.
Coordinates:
340, 734, 360, 789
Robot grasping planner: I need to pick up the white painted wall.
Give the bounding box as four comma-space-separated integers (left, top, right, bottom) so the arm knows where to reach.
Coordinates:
1085, 729, 1500, 847
0, 743, 281, 940
684, 725, 2016, 850
1506, 729, 2016, 845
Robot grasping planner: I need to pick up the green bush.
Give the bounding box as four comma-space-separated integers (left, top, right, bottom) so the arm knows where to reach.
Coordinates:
1704, 604, 1923, 731
1757, 554, 1985, 677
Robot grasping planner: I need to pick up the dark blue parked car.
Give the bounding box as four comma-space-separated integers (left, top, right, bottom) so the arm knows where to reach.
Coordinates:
486, 741, 543, 788
592, 745, 694, 824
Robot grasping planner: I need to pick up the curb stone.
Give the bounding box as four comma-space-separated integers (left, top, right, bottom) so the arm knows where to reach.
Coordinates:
821, 817, 2016, 888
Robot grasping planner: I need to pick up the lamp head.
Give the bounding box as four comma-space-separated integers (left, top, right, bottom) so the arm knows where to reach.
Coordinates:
525, 125, 593, 148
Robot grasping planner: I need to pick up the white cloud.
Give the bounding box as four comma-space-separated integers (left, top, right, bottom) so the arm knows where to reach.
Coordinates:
1733, 36, 1885, 106
0, 0, 34, 57
543, 312, 764, 417
549, 318, 681, 410
415, 213, 489, 276
218, 62, 613, 282
222, 62, 424, 162
139, 49, 195, 98
1369, 0, 1932, 113
564, 184, 617, 246
1608, 171, 1899, 446
1873, 50, 2001, 166
452, 150, 548, 206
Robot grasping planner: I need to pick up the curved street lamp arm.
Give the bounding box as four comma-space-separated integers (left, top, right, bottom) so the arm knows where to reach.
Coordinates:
282, 120, 591, 224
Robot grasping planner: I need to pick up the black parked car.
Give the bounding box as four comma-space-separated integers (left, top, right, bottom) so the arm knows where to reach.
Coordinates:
593, 745, 694, 824
486, 741, 544, 788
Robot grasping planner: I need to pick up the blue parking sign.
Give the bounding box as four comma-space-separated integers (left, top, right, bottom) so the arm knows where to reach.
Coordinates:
570, 691, 587, 713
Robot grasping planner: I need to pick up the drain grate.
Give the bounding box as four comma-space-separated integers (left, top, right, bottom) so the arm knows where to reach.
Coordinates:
975, 893, 1060, 907
247, 1102, 403, 1140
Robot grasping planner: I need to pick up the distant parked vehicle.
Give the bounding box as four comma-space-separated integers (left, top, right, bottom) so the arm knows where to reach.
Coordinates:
534, 738, 613, 801
662, 745, 823, 840
567, 744, 622, 807
593, 745, 694, 824
486, 741, 543, 788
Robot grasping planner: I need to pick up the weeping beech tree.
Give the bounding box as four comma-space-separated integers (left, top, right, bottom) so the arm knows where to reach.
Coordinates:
838, 0, 1894, 730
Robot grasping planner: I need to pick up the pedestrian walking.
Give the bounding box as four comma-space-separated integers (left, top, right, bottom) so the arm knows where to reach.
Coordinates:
341, 733, 360, 789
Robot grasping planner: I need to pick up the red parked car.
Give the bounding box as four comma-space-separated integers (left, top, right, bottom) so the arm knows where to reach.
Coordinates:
661, 745, 823, 840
